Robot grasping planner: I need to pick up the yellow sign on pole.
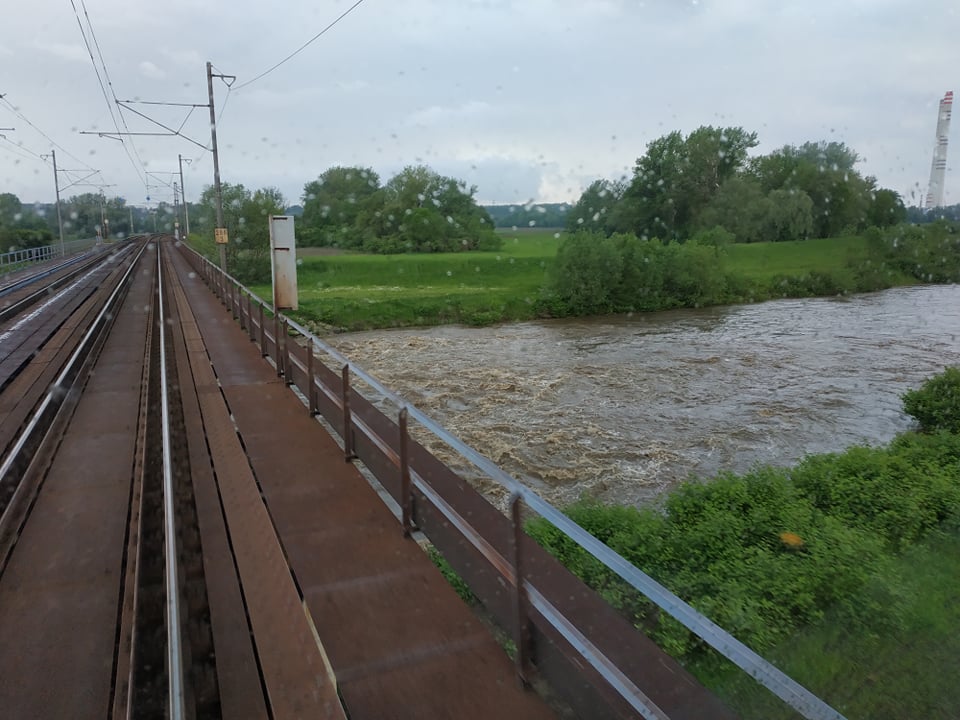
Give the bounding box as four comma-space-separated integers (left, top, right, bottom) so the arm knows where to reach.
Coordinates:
215, 227, 229, 245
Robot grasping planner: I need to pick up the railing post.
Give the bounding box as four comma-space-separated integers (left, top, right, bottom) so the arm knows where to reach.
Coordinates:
283, 319, 293, 386
274, 313, 283, 377
342, 364, 357, 461
306, 342, 318, 416
511, 493, 533, 688
259, 304, 267, 357
399, 408, 413, 537
247, 293, 255, 341
238, 290, 246, 331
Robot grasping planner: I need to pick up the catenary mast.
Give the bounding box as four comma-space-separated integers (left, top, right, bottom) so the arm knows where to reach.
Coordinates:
925, 91, 953, 208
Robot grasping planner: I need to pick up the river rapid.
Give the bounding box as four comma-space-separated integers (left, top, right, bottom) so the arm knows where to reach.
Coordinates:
330, 285, 960, 509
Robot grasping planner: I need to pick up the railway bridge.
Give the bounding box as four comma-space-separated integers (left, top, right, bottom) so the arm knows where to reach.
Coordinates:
0, 236, 842, 719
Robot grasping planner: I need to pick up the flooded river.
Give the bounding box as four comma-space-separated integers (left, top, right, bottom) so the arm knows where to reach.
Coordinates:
331, 285, 960, 508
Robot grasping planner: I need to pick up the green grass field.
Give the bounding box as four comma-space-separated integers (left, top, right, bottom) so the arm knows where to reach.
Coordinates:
707, 527, 960, 719
725, 235, 869, 280
185, 229, 916, 331
249, 229, 563, 329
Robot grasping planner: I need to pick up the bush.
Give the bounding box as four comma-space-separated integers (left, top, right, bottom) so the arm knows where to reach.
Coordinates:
875, 221, 960, 283
791, 445, 960, 550
547, 231, 623, 315
903, 366, 960, 433
528, 468, 895, 664
545, 231, 729, 316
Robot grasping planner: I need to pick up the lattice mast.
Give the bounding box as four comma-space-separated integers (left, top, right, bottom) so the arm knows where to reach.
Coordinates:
925, 91, 953, 208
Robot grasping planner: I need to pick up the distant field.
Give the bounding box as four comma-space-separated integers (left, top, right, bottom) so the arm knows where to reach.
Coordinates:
180, 229, 916, 331
250, 229, 563, 329
726, 235, 869, 280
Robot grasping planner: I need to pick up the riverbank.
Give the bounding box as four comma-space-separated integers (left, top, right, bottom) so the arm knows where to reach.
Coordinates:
526, 368, 960, 719
213, 229, 920, 332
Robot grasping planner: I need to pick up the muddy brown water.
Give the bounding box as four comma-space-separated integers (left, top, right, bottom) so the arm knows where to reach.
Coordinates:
330, 284, 960, 509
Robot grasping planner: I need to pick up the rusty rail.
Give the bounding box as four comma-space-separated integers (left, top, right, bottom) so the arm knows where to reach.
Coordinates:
181, 245, 846, 720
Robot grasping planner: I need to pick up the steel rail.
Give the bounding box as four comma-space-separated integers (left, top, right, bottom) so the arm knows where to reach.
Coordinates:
157, 243, 186, 720
182, 244, 848, 720
0, 242, 142, 481
0, 250, 123, 327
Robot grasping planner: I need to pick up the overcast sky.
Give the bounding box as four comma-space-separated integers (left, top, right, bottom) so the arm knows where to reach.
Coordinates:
1, 0, 956, 209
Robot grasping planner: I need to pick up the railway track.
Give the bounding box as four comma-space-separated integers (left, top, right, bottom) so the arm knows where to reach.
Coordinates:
0, 236, 222, 718
0, 231, 711, 719
0, 235, 342, 719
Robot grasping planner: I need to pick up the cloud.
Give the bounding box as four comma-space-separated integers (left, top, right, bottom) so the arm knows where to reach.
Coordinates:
337, 79, 370, 93
33, 42, 88, 63
138, 61, 166, 80
159, 47, 203, 68
406, 101, 493, 127
0, 44, 13, 57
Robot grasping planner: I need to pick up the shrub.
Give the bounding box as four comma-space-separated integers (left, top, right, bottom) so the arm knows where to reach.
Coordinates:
902, 366, 960, 433
547, 231, 622, 315
528, 468, 894, 664
791, 445, 960, 550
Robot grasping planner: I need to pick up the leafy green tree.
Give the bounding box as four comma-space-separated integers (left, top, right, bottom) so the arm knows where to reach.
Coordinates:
367, 165, 498, 252
566, 179, 626, 233
0, 193, 22, 225
695, 177, 769, 243
752, 141, 872, 237
764, 188, 814, 241
621, 126, 758, 240
301, 166, 381, 247
198, 183, 285, 282
867, 188, 907, 228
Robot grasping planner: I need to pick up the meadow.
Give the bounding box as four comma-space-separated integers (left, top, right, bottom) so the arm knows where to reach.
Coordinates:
249, 228, 562, 330
235, 229, 911, 331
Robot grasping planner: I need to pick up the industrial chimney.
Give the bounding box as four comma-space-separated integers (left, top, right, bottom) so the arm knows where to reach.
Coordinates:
925, 91, 953, 208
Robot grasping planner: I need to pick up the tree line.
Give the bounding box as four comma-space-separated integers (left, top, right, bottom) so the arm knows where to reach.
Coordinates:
0, 191, 178, 251
567, 127, 906, 243
297, 165, 500, 253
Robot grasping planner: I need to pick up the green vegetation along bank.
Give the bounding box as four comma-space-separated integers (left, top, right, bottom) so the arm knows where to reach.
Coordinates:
217, 219, 959, 332
526, 367, 960, 719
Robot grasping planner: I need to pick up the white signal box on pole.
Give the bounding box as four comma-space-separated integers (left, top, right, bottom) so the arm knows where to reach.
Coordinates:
269, 215, 298, 311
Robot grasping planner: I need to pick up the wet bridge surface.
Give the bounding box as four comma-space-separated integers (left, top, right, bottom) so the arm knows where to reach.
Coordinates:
0, 236, 736, 719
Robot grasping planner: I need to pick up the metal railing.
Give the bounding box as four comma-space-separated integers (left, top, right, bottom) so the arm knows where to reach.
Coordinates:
0, 237, 100, 271
181, 244, 847, 720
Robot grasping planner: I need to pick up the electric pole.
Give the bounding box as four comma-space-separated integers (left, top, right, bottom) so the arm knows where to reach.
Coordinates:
129, 206, 134, 234
173, 181, 181, 240
46, 149, 66, 257
207, 61, 227, 272
178, 153, 191, 237
98, 192, 107, 243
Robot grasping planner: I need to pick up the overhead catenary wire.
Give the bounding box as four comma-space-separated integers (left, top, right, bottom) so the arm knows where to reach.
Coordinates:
0, 95, 98, 173
233, 0, 367, 91
0, 144, 42, 165
70, 0, 149, 189
0, 134, 48, 164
